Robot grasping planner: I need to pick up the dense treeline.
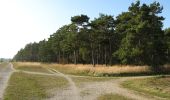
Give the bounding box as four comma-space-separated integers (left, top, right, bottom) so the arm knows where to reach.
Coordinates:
14, 1, 170, 69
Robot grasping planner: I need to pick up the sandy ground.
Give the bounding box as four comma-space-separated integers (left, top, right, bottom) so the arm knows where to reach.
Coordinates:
45, 68, 160, 100
77, 77, 154, 100
1, 63, 164, 100
0, 63, 14, 100
46, 68, 80, 100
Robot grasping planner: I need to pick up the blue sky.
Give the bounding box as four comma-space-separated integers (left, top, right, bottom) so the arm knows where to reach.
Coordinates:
17, 0, 170, 29
0, 0, 170, 58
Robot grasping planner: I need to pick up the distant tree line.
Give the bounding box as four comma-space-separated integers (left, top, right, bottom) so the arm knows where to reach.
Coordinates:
13, 1, 170, 69
0, 58, 11, 62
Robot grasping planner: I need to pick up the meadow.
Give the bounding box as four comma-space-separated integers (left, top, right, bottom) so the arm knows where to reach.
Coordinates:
122, 75, 170, 99
44, 63, 170, 77
3, 62, 170, 100
4, 72, 68, 100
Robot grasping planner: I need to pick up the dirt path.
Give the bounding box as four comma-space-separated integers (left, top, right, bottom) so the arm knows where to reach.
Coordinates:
10, 66, 81, 100
47, 68, 80, 100
0, 63, 14, 100
8, 65, 164, 100
45, 68, 160, 100
17, 70, 57, 76
78, 77, 156, 100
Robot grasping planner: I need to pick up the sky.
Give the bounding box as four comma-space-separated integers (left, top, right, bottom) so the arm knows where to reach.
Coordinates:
0, 0, 170, 58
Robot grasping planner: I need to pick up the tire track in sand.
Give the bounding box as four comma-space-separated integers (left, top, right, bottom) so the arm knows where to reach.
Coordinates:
46, 68, 80, 100
0, 63, 14, 100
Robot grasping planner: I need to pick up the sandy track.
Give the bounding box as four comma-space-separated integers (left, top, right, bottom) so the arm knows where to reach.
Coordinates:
5, 64, 165, 100
78, 77, 155, 100
45, 68, 159, 100
46, 68, 80, 100
0, 63, 14, 100
21, 68, 161, 100
4, 65, 80, 100
17, 70, 57, 76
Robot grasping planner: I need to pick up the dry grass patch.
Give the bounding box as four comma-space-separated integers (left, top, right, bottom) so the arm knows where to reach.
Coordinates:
97, 93, 133, 100
13, 62, 51, 73
72, 76, 116, 87
72, 76, 115, 83
0, 62, 8, 70
13, 62, 170, 77
4, 72, 68, 100
46, 64, 152, 76
122, 75, 170, 99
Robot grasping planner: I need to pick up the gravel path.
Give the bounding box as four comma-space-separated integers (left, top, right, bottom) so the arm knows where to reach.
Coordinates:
47, 68, 80, 100
45, 68, 160, 100
17, 70, 57, 76
78, 77, 156, 100
0, 63, 14, 100
3, 64, 164, 100
10, 67, 82, 100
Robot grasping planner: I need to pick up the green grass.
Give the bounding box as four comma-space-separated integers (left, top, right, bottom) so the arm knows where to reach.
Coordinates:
13, 63, 51, 73
13, 62, 170, 77
72, 76, 118, 97
4, 72, 68, 100
122, 76, 170, 99
50, 65, 91, 76
97, 93, 133, 100
16, 66, 50, 73
49, 64, 170, 77
0, 62, 8, 70
72, 76, 116, 87
72, 76, 116, 84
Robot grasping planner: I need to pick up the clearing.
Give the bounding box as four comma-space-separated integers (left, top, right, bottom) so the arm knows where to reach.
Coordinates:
0, 63, 14, 100
1, 62, 170, 100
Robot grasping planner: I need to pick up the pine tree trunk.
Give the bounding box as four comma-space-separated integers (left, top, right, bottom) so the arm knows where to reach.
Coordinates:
74, 50, 77, 64
96, 49, 98, 65
92, 50, 95, 67
77, 50, 79, 64
91, 43, 95, 67
98, 44, 101, 64
58, 51, 61, 64
62, 51, 65, 64
105, 46, 107, 66
109, 38, 112, 66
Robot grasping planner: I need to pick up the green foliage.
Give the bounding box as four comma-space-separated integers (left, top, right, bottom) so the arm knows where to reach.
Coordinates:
13, 1, 169, 70
90, 14, 116, 66
13, 42, 39, 62
165, 28, 170, 62
71, 14, 89, 25
38, 40, 56, 62
4, 72, 68, 100
114, 1, 167, 69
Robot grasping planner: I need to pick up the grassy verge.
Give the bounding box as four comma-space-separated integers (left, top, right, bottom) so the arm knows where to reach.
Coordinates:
72, 76, 115, 83
72, 76, 116, 87
13, 62, 170, 77
97, 93, 133, 100
0, 62, 8, 70
122, 76, 170, 99
48, 64, 170, 77
0, 62, 9, 80
47, 64, 151, 77
13, 62, 51, 73
4, 72, 68, 100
